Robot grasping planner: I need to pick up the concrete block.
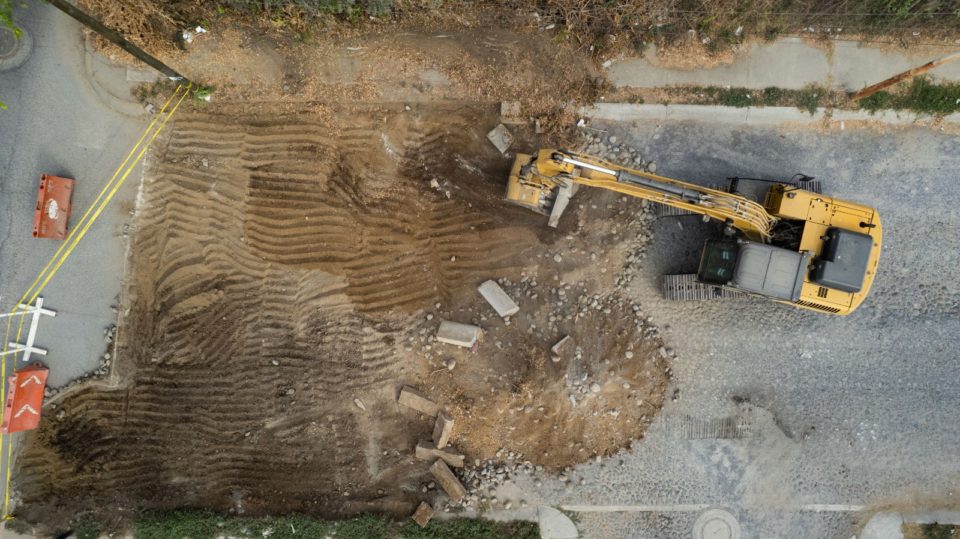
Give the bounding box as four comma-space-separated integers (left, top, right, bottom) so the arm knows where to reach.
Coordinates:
412, 502, 434, 528
436, 321, 481, 348
486, 124, 513, 155
430, 459, 467, 501
433, 411, 454, 449
478, 280, 520, 317
551, 335, 573, 356
398, 385, 439, 416
415, 440, 465, 467
548, 183, 579, 228
500, 101, 523, 124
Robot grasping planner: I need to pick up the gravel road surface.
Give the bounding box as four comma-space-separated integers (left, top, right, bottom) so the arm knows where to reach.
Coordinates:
506, 119, 960, 539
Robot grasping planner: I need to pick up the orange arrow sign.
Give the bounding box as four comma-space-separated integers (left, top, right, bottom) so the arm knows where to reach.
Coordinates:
2, 365, 48, 433
19, 375, 42, 387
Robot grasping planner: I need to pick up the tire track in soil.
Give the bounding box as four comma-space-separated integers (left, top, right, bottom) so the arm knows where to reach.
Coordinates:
14, 104, 549, 524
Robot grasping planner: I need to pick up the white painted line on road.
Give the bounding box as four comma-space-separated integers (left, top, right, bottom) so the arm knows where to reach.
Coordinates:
560, 503, 866, 513
560, 504, 710, 512
802, 504, 866, 512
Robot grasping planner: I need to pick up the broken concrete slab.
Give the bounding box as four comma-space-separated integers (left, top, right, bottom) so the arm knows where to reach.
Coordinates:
398, 385, 439, 416
551, 335, 573, 356
433, 411, 454, 449
478, 280, 520, 317
415, 440, 436, 460
412, 501, 434, 528
415, 440, 465, 467
430, 459, 467, 501
436, 321, 481, 348
548, 183, 579, 228
500, 101, 524, 124
487, 124, 513, 155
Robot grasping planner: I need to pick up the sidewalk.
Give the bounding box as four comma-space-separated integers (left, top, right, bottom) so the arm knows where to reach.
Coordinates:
82, 39, 156, 117
583, 102, 960, 126
609, 37, 960, 91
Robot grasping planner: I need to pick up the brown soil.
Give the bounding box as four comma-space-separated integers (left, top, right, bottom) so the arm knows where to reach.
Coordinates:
14, 101, 667, 529
644, 38, 743, 70
134, 26, 601, 144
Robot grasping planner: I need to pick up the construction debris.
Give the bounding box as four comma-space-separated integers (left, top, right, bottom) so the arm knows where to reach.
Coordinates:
548, 183, 579, 228
436, 321, 481, 348
433, 411, 454, 449
477, 280, 520, 317
415, 440, 465, 467
499, 101, 523, 124
486, 124, 513, 155
430, 459, 467, 501
551, 335, 573, 356
412, 502, 434, 528
398, 386, 439, 416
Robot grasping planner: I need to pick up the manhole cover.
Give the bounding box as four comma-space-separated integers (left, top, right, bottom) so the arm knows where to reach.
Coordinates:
0, 27, 18, 59
692, 509, 741, 539
0, 26, 32, 71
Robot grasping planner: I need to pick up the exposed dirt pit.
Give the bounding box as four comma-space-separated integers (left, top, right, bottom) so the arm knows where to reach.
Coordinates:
15, 103, 667, 526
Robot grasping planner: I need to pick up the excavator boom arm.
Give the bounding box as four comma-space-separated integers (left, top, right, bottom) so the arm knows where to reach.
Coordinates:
510, 150, 776, 240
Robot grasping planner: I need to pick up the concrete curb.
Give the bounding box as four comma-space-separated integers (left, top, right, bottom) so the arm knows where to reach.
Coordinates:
81, 40, 148, 118
583, 103, 960, 127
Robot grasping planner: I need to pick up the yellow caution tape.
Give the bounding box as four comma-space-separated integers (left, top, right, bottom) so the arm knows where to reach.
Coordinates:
0, 83, 191, 524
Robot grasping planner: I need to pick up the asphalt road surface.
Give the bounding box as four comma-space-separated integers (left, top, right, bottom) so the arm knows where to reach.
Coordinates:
509, 118, 960, 538
0, 3, 144, 523
0, 2, 144, 388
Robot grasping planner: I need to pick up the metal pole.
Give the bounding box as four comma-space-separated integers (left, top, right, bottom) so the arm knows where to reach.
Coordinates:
46, 0, 190, 84
849, 51, 960, 101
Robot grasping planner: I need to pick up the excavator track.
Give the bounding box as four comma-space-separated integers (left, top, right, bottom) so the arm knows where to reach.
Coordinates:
662, 274, 748, 301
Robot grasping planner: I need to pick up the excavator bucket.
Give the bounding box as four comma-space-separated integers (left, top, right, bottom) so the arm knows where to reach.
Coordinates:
504, 152, 583, 227
505, 153, 554, 215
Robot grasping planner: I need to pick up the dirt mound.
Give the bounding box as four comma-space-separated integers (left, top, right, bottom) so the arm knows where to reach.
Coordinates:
15, 103, 666, 527
431, 299, 667, 468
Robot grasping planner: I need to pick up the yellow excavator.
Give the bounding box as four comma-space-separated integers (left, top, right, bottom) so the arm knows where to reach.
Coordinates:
506, 149, 882, 315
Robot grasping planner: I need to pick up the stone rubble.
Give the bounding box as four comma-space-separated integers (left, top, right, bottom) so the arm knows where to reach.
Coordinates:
430, 459, 467, 501
46, 323, 119, 406
411, 501, 434, 528
577, 132, 656, 175
393, 130, 671, 517
433, 411, 454, 449
398, 385, 440, 416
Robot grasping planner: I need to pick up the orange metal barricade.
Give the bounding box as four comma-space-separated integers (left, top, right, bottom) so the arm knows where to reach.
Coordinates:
1, 365, 49, 434
32, 174, 74, 240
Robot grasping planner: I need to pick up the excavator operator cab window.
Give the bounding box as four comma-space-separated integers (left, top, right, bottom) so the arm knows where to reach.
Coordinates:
697, 240, 739, 285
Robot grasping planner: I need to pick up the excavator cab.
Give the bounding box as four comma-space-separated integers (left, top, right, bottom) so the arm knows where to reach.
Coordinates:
698, 239, 811, 302
697, 240, 739, 285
